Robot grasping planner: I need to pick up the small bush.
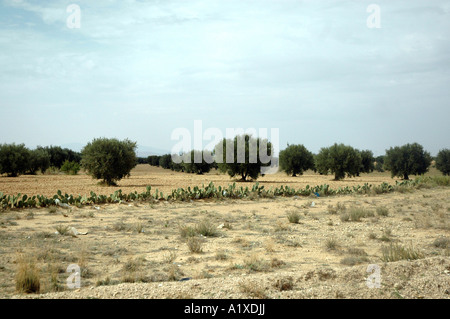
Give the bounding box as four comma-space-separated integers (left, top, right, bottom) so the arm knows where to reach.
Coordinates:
340, 207, 372, 222
340, 256, 369, 266
179, 225, 197, 238
433, 237, 449, 249
381, 243, 424, 262
325, 238, 339, 251
195, 219, 218, 237
286, 211, 301, 224
244, 254, 270, 272
113, 221, 128, 232
15, 256, 40, 294
60, 160, 80, 175
239, 280, 269, 298
273, 276, 294, 291
376, 207, 389, 217
328, 202, 346, 214
215, 250, 229, 261
187, 237, 203, 253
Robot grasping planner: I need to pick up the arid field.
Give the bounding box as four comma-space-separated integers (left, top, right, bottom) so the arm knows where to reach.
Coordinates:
0, 165, 449, 299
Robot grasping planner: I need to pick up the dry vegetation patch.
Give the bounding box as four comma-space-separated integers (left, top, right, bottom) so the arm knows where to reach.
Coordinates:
0, 168, 449, 299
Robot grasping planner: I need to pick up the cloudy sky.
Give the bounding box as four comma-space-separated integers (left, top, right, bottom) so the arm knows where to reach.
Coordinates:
1, 0, 449, 156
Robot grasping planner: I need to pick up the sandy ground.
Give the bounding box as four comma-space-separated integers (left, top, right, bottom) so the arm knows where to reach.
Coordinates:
0, 169, 448, 299
0, 164, 408, 198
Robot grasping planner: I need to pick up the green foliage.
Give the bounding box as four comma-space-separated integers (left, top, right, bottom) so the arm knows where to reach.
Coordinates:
435, 148, 450, 176
374, 155, 385, 172
359, 150, 375, 174
315, 143, 362, 180
147, 155, 161, 167
1, 176, 449, 211
60, 160, 81, 175
215, 134, 272, 181
81, 138, 137, 186
159, 154, 172, 169
279, 144, 315, 176
27, 148, 51, 175
40, 146, 81, 169
0, 143, 31, 177
182, 150, 213, 175
384, 143, 432, 180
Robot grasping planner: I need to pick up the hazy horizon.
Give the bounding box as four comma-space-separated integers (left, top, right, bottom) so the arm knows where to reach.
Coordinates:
1, 0, 449, 157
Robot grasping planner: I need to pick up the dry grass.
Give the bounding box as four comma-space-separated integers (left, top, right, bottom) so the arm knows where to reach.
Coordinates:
381, 243, 424, 262
15, 254, 40, 294
0, 167, 448, 298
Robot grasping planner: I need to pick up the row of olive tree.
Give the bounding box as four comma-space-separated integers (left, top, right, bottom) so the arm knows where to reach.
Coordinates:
82, 138, 450, 184
3, 138, 448, 186
279, 142, 450, 180
0, 144, 82, 177
148, 135, 273, 181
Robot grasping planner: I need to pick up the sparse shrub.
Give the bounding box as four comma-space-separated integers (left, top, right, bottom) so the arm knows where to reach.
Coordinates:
122, 257, 144, 273
179, 225, 197, 238
163, 251, 177, 264
15, 255, 40, 294
244, 254, 270, 272
433, 237, 449, 249
340, 256, 369, 266
132, 222, 144, 234
328, 202, 346, 215
347, 248, 368, 256
286, 210, 301, 224
270, 257, 285, 268
376, 207, 389, 217
381, 243, 424, 262
325, 238, 339, 251
340, 207, 372, 222
95, 277, 118, 287
274, 276, 294, 291
274, 221, 290, 232
239, 280, 269, 298
187, 237, 203, 253
195, 219, 218, 237
113, 221, 128, 232
215, 250, 229, 260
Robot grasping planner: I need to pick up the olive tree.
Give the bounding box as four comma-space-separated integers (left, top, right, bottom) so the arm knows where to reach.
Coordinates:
182, 150, 213, 175
81, 138, 137, 186
384, 143, 432, 180
315, 143, 362, 181
214, 134, 272, 181
0, 143, 31, 177
435, 148, 450, 176
279, 144, 315, 176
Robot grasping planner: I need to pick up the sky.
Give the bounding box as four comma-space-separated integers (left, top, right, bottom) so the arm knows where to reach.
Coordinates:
0, 0, 449, 157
